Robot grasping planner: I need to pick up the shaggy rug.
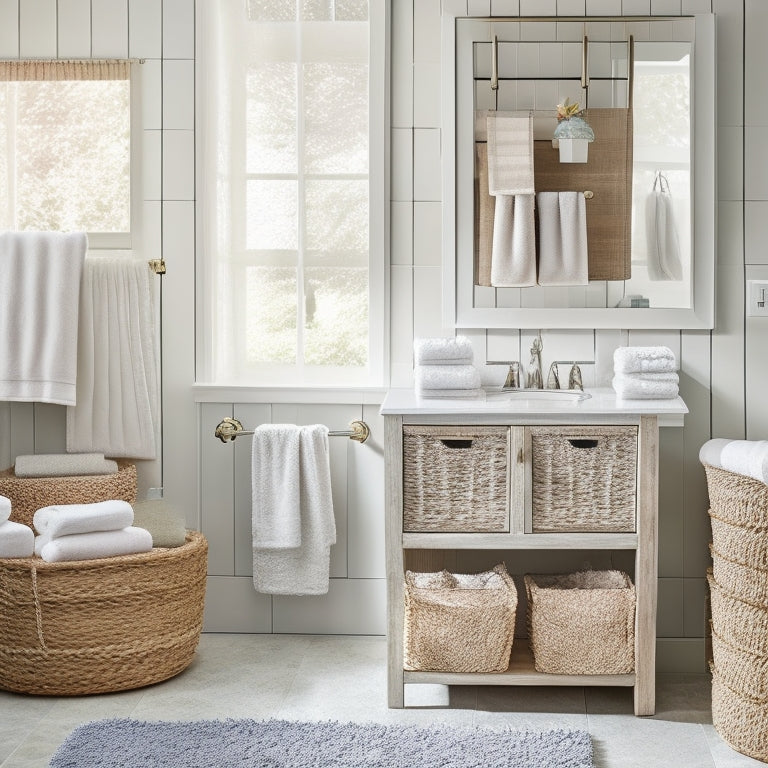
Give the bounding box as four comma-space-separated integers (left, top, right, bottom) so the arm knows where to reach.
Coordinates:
49, 718, 594, 767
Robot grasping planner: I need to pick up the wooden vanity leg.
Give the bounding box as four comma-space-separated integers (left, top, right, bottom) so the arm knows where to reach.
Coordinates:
634, 415, 659, 716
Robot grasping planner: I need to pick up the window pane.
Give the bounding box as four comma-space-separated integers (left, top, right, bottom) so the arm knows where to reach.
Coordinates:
304, 63, 368, 174
305, 180, 368, 252
246, 266, 297, 363
335, 0, 368, 21
246, 180, 298, 250
247, 63, 297, 174
304, 267, 367, 366
247, 0, 295, 21
302, 0, 331, 20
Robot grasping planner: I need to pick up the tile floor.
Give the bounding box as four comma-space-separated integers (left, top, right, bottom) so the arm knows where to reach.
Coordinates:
0, 633, 765, 768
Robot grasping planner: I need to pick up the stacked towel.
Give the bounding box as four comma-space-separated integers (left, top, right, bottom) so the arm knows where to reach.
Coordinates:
612, 346, 679, 400
14, 453, 118, 478
413, 337, 482, 399
700, 439, 768, 486
0, 494, 34, 557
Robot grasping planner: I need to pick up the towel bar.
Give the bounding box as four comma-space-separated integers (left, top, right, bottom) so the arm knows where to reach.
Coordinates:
214, 417, 370, 444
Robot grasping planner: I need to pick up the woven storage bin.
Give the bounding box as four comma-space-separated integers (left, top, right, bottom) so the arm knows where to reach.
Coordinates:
712, 666, 768, 763
711, 626, 768, 700
704, 464, 768, 528
402, 426, 509, 533
708, 572, 768, 657
0, 531, 207, 696
710, 512, 768, 571
710, 544, 768, 608
0, 462, 137, 528
529, 426, 637, 532
525, 570, 635, 674
403, 564, 517, 673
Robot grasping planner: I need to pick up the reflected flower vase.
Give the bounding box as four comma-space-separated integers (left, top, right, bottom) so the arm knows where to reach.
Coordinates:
553, 116, 594, 163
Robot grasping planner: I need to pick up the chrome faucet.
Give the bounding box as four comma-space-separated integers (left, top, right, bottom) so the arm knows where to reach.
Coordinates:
526, 333, 543, 389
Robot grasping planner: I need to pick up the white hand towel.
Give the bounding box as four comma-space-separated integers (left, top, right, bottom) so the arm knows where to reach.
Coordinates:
14, 453, 118, 478
253, 425, 336, 595
720, 440, 768, 485
486, 113, 534, 195
414, 336, 474, 366
0, 495, 10, 524
490, 194, 537, 287
536, 192, 589, 286
0, 231, 87, 405
415, 365, 481, 392
646, 173, 683, 281
617, 371, 679, 384
699, 438, 734, 470
33, 500, 134, 538
66, 257, 159, 460
613, 346, 677, 374
0, 520, 34, 558
612, 375, 679, 400
38, 526, 153, 563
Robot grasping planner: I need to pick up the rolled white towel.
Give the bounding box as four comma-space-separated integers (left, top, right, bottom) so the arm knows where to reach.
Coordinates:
614, 346, 677, 374
38, 526, 153, 563
14, 453, 118, 478
720, 440, 768, 486
612, 375, 679, 400
0, 520, 34, 558
414, 336, 474, 366
415, 364, 481, 392
33, 500, 134, 538
0, 495, 10, 524
699, 438, 733, 470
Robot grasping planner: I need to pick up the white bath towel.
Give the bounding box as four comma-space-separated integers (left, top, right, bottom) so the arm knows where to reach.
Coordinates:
252, 425, 336, 595
0, 520, 34, 558
612, 375, 679, 400
536, 192, 589, 286
0, 495, 10, 525
616, 371, 679, 384
416, 388, 485, 399
14, 453, 118, 478
38, 526, 153, 563
66, 257, 159, 460
33, 500, 134, 538
613, 346, 677, 374
490, 194, 537, 287
415, 365, 481, 392
414, 337, 473, 366
698, 438, 733, 471
486, 113, 534, 195
646, 172, 683, 281
0, 231, 87, 405
699, 439, 768, 485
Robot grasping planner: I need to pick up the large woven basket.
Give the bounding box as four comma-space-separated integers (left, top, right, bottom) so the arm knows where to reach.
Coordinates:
529, 426, 637, 532
403, 564, 517, 673
0, 531, 207, 695
704, 464, 768, 528
0, 462, 137, 528
710, 512, 768, 571
711, 626, 768, 701
525, 570, 635, 674
707, 572, 768, 657
710, 544, 768, 608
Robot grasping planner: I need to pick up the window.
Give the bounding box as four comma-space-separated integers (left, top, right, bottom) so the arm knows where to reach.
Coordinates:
0, 60, 136, 248
198, 0, 386, 387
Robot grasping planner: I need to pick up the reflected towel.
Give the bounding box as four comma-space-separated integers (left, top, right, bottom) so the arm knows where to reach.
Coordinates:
536, 192, 589, 286
612, 374, 679, 400
416, 388, 485, 399
415, 365, 481, 392
475, 142, 494, 287
646, 173, 683, 281
613, 346, 677, 374
414, 336, 474, 366
14, 452, 117, 478
38, 526, 153, 562
33, 500, 134, 538
486, 113, 534, 195
0, 520, 34, 558
490, 194, 537, 287
0, 495, 9, 525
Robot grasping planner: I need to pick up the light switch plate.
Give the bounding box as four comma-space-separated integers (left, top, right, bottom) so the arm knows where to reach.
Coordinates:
747, 280, 768, 317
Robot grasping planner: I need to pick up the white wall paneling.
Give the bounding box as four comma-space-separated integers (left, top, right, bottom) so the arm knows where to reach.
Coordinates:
91, 0, 129, 58
57, 0, 92, 57
204, 576, 273, 633
128, 0, 161, 59
162, 130, 195, 200
19, 0, 56, 57
163, 0, 194, 60
162, 59, 195, 130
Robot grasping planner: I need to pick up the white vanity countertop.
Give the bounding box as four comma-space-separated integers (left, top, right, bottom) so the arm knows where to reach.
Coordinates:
380, 388, 688, 425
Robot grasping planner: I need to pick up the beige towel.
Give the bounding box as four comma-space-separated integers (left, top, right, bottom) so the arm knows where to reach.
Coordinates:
475, 143, 494, 286
491, 194, 537, 287
486, 113, 534, 195
536, 192, 588, 286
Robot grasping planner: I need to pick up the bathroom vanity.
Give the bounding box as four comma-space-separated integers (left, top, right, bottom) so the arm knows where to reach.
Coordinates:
381, 388, 687, 716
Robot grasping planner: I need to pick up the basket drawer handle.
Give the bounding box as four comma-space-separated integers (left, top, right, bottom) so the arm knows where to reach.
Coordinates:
567, 439, 599, 449
438, 438, 473, 449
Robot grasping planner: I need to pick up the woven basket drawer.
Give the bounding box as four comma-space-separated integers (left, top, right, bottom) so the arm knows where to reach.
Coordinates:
403, 426, 509, 532
529, 426, 637, 533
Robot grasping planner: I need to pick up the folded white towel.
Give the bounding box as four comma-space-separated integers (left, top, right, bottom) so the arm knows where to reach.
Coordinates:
0, 520, 34, 558
415, 364, 481, 392
38, 526, 153, 563
414, 336, 474, 366
698, 438, 733, 471
0, 495, 10, 524
617, 371, 679, 383
612, 375, 679, 400
14, 453, 118, 478
490, 194, 537, 287
719, 440, 768, 485
486, 113, 534, 195
0, 231, 87, 405
613, 346, 677, 374
32, 500, 134, 538
416, 388, 485, 399
536, 191, 589, 286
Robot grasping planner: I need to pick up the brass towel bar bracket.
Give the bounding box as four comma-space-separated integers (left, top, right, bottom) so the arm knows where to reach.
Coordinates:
215, 417, 370, 444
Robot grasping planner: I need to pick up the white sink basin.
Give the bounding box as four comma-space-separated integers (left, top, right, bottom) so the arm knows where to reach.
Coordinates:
486, 388, 592, 402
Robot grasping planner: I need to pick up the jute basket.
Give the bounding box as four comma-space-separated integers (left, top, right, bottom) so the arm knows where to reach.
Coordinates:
710, 544, 768, 608
403, 564, 517, 673
711, 626, 768, 701
703, 464, 768, 528
709, 512, 768, 571
0, 531, 207, 695
525, 570, 635, 674
402, 426, 509, 533
529, 426, 637, 533
707, 572, 768, 657
0, 462, 137, 528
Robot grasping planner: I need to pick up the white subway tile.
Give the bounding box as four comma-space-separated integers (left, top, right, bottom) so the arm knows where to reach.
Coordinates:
161, 200, 195, 266
413, 202, 442, 266
391, 202, 413, 265
390, 128, 413, 202
142, 130, 162, 202
651, 0, 681, 13
140, 58, 163, 131
622, 0, 650, 13
129, 0, 162, 59
520, 21, 556, 41
588, 41, 612, 78
0, 0, 19, 57
745, 202, 768, 264
490, 0, 520, 15
413, 129, 441, 202
657, 579, 684, 637
163, 0, 194, 59
19, 0, 56, 57
390, 265, 414, 368
557, 0, 586, 14
391, 0, 413, 128
587, 0, 622, 14
468, 0, 491, 14
717, 201, 743, 268
57, 0, 91, 57
162, 59, 195, 130
533, 80, 558, 111
92, 0, 128, 58
538, 43, 563, 78
716, 1, 743, 125
521, 0, 555, 14
497, 41, 518, 78
414, 266, 450, 337
162, 130, 195, 201
558, 22, 584, 42
682, 0, 710, 11
517, 42, 539, 78
496, 81, 518, 110
413, 62, 441, 128
413, 0, 441, 63
141, 201, 162, 259
745, 127, 768, 201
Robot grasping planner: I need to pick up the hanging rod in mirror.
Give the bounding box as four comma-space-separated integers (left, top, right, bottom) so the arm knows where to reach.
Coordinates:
214, 417, 370, 444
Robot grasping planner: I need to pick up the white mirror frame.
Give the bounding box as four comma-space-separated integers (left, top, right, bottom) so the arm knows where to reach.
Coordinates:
440, 9, 716, 330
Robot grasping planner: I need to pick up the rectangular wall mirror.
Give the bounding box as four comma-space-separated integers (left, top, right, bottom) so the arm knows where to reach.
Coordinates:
441, 12, 715, 329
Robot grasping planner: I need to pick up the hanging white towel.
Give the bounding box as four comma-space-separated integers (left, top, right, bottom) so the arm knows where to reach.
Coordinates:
490, 194, 537, 287
646, 172, 683, 281
0, 231, 87, 405
486, 113, 534, 195
66, 257, 159, 460
252, 424, 336, 595
536, 192, 589, 286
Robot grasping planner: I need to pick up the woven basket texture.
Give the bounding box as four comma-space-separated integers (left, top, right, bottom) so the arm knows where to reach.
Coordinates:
711, 627, 768, 700
0, 531, 207, 696
710, 512, 768, 571
402, 426, 509, 533
0, 462, 137, 529
704, 464, 768, 528
711, 669, 768, 762
403, 563, 517, 673
525, 570, 635, 675
707, 572, 768, 657
529, 426, 637, 532
710, 544, 768, 608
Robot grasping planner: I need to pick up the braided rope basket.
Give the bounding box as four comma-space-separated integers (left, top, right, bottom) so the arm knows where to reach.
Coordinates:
710, 544, 768, 607
704, 463, 768, 528
708, 572, 768, 657
0, 531, 207, 695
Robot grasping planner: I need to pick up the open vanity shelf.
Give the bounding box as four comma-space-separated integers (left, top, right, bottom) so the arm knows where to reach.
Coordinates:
381, 388, 687, 716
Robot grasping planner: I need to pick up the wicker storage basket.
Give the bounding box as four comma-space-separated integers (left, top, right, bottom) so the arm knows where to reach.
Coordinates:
0, 531, 207, 696
529, 426, 637, 533
708, 572, 768, 657
0, 462, 137, 528
403, 564, 517, 673
402, 426, 509, 533
710, 544, 768, 608
710, 512, 768, 571
704, 464, 768, 528
711, 626, 768, 700
525, 570, 635, 674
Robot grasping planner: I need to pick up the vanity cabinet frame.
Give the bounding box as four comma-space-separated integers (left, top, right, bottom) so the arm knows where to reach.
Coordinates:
384, 411, 659, 716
